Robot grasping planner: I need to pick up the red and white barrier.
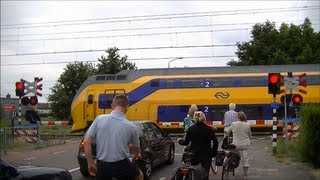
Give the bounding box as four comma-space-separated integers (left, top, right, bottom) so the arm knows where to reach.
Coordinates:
157, 120, 275, 127
41, 121, 69, 126
14, 129, 38, 143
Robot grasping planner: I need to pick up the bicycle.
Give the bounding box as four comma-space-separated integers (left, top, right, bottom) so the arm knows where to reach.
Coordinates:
220, 136, 241, 180
171, 139, 217, 180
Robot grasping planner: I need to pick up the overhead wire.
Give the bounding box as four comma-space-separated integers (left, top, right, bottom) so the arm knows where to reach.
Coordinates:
1, 27, 252, 42
1, 6, 318, 29
1, 55, 237, 66
2, 19, 319, 39
0, 44, 237, 57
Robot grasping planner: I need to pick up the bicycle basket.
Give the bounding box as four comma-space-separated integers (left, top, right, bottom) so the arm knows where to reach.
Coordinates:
215, 150, 225, 166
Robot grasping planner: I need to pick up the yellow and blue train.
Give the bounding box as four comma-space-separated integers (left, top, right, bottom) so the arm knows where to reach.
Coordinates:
71, 64, 320, 132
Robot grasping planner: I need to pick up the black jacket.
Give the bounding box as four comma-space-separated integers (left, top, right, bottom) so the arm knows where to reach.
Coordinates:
180, 122, 219, 164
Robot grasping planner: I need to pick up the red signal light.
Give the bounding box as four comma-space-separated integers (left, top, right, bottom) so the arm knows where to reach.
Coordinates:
292, 95, 302, 104
293, 96, 300, 103
16, 82, 24, 89
268, 73, 281, 95
15, 81, 25, 97
269, 74, 279, 84
29, 96, 38, 106
292, 94, 303, 106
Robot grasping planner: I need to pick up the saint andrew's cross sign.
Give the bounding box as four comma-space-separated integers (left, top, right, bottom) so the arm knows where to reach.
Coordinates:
280, 73, 307, 94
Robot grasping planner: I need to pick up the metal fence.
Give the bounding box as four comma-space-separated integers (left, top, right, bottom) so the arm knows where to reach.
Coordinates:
0, 124, 68, 155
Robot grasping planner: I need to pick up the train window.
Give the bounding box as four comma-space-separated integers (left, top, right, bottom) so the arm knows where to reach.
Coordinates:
239, 105, 263, 120
151, 79, 160, 87
212, 78, 234, 87
166, 80, 174, 88
96, 76, 105, 80
240, 76, 264, 87
106, 75, 115, 80
87, 94, 93, 104
181, 79, 203, 88
211, 107, 228, 121
116, 75, 126, 80
98, 94, 114, 109
306, 75, 320, 85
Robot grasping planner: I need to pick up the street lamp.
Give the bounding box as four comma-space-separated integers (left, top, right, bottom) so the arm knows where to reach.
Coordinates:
168, 57, 183, 68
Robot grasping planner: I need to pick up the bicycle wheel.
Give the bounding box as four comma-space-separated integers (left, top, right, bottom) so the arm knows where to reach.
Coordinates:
211, 157, 218, 174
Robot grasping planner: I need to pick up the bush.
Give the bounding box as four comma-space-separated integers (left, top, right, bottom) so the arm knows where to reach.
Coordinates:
299, 104, 320, 168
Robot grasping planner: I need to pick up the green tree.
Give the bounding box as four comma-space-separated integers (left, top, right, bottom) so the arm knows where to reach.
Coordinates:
48, 62, 96, 120
228, 18, 320, 66
96, 47, 137, 74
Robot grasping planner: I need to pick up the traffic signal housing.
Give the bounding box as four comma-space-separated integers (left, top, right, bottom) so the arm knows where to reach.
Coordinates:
280, 94, 292, 105
268, 73, 281, 95
280, 94, 303, 106
29, 96, 38, 106
292, 94, 303, 106
21, 96, 30, 106
15, 81, 25, 97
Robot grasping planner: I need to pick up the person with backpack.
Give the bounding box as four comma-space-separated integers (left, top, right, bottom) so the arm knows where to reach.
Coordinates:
183, 104, 198, 134
179, 111, 219, 179
226, 111, 252, 180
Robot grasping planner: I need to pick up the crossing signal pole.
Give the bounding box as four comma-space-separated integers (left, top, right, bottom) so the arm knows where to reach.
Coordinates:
280, 72, 307, 155
14, 77, 43, 125
15, 81, 25, 124
268, 73, 281, 153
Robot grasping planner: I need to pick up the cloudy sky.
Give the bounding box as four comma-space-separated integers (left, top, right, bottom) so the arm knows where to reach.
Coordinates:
1, 1, 319, 103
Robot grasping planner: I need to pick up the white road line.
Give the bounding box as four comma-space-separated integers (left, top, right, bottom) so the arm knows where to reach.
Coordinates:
174, 153, 183, 156
159, 177, 167, 180
24, 156, 37, 161
53, 151, 65, 155
68, 167, 80, 172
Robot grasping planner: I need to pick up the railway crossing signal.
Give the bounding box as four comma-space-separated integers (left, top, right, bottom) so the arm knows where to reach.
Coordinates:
34, 77, 43, 97
15, 77, 43, 106
21, 96, 30, 106
292, 94, 303, 106
280, 94, 303, 107
15, 81, 25, 97
29, 96, 38, 106
280, 73, 307, 95
268, 73, 281, 95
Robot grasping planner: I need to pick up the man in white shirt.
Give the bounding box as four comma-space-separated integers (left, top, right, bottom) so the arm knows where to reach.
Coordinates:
223, 103, 238, 137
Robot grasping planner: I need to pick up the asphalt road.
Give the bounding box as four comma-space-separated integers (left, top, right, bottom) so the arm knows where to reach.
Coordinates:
2, 136, 319, 180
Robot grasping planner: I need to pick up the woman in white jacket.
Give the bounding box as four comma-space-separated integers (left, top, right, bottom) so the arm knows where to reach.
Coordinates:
226, 111, 252, 180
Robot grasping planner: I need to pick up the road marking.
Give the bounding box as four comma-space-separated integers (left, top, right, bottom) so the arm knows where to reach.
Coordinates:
69, 167, 80, 172
24, 156, 37, 161
159, 177, 167, 180
175, 153, 183, 156
53, 151, 65, 155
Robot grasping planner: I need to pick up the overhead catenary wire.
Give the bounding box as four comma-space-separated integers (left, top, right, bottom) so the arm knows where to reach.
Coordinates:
2, 18, 318, 38
0, 44, 237, 57
0, 55, 237, 66
1, 27, 252, 42
1, 6, 318, 29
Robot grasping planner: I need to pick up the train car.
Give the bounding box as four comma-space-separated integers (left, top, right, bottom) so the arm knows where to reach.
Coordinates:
70, 64, 320, 132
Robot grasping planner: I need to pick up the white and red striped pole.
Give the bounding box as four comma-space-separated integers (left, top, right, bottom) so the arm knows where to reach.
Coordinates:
272, 94, 277, 153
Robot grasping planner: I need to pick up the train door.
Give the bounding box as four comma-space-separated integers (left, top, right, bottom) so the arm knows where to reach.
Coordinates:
85, 90, 96, 122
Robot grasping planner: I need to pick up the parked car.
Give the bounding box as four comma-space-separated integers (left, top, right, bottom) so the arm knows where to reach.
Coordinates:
0, 158, 72, 180
77, 120, 175, 179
